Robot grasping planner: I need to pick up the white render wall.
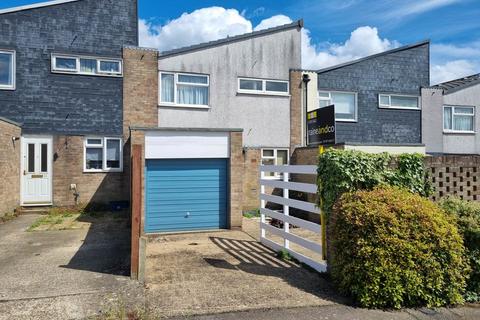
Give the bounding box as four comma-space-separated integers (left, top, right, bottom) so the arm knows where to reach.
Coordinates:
422, 84, 480, 154
157, 27, 302, 148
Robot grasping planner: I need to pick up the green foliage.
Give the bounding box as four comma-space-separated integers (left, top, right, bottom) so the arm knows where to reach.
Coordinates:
439, 197, 480, 302
243, 208, 261, 219
329, 187, 468, 309
317, 149, 432, 216
277, 249, 294, 261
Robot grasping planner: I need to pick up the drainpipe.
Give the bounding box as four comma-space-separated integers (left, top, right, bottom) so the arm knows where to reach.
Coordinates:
302, 74, 311, 146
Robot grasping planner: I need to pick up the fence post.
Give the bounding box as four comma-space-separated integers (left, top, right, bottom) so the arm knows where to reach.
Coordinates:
130, 144, 142, 280
260, 168, 266, 239
283, 171, 289, 249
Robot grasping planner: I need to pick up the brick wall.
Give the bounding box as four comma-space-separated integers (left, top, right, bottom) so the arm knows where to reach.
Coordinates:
230, 132, 244, 228
290, 71, 303, 151
242, 148, 261, 211
426, 156, 480, 202
52, 135, 128, 207
0, 118, 21, 216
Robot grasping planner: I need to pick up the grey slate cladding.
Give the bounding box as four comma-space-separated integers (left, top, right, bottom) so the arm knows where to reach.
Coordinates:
0, 0, 138, 135
317, 42, 429, 144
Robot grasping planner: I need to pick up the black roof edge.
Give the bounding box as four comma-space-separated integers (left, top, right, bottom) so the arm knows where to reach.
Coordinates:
317, 39, 430, 74
0, 116, 22, 127
159, 19, 303, 59
429, 73, 480, 95
130, 126, 243, 132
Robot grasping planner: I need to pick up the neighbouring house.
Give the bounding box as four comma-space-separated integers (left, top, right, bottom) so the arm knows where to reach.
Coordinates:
290, 40, 430, 155
0, 0, 138, 212
422, 74, 480, 155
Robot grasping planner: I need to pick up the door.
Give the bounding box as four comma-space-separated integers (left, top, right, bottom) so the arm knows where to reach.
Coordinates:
21, 137, 53, 206
145, 159, 228, 233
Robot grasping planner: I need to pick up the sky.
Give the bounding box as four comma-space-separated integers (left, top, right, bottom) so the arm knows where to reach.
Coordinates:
1, 0, 480, 84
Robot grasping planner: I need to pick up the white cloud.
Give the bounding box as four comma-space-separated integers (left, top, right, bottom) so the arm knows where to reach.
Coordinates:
139, 7, 252, 52
431, 60, 478, 84
387, 0, 461, 19
302, 26, 398, 70
253, 15, 292, 31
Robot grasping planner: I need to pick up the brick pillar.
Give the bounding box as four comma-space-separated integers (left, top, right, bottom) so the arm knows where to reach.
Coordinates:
290, 70, 303, 153
229, 131, 244, 228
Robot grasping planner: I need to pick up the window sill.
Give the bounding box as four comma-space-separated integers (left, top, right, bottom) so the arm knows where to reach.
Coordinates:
83, 169, 123, 173
237, 91, 290, 97
336, 119, 358, 123
443, 130, 475, 135
158, 103, 210, 110
52, 70, 123, 78
379, 105, 421, 111
0, 86, 15, 90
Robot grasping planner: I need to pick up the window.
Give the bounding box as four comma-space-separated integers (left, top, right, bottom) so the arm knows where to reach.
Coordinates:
379, 94, 420, 110
238, 77, 289, 96
0, 50, 15, 90
318, 91, 357, 121
52, 54, 122, 77
261, 149, 289, 179
84, 137, 122, 172
159, 72, 209, 107
443, 106, 475, 133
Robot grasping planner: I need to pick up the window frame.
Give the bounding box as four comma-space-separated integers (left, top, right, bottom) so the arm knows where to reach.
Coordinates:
443, 105, 475, 134
378, 93, 421, 110
0, 49, 16, 90
261, 148, 290, 180
237, 77, 290, 96
84, 137, 123, 173
159, 71, 210, 109
318, 90, 358, 122
51, 53, 123, 77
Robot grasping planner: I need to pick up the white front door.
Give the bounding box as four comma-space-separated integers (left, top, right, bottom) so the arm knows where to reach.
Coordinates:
21, 136, 53, 206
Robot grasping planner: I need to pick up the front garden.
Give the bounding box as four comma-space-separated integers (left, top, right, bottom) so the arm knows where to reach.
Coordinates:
318, 149, 480, 309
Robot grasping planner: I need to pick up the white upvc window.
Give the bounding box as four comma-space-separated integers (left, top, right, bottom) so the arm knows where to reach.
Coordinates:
378, 94, 420, 110
261, 148, 289, 179
318, 90, 357, 122
159, 72, 209, 108
237, 77, 289, 96
443, 105, 475, 133
84, 137, 123, 172
52, 54, 123, 77
0, 50, 16, 90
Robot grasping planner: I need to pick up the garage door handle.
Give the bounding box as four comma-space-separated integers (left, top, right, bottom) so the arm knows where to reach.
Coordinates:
185, 212, 190, 218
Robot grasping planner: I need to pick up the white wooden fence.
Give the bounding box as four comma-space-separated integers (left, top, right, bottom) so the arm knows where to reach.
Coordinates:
260, 165, 327, 272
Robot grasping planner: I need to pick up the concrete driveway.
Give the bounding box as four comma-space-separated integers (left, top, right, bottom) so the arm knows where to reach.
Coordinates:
144, 218, 341, 318
0, 214, 143, 320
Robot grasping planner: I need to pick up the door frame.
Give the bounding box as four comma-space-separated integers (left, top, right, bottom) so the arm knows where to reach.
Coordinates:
20, 135, 53, 206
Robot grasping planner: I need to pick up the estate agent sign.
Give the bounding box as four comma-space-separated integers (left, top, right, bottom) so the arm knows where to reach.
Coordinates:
307, 105, 336, 146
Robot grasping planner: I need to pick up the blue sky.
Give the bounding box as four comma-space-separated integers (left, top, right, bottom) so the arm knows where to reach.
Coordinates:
1, 0, 479, 84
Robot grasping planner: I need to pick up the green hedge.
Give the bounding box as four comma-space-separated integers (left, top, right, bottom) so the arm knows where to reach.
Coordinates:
330, 187, 468, 309
439, 197, 480, 302
317, 149, 433, 216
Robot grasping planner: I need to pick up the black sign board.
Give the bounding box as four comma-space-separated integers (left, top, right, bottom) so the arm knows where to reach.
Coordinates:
307, 105, 336, 146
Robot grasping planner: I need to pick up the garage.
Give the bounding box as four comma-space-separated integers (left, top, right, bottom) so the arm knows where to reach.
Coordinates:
145, 158, 228, 232
142, 130, 237, 234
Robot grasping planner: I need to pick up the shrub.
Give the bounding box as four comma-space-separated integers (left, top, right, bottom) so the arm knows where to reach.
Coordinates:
439, 197, 480, 302
329, 186, 468, 309
317, 149, 432, 216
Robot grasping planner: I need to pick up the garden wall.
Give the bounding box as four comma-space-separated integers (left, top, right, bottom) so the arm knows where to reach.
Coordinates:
291, 147, 480, 203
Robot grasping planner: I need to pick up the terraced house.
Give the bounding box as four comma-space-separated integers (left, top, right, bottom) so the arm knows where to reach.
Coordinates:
0, 0, 138, 214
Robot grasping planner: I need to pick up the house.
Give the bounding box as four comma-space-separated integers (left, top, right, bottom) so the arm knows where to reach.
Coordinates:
290, 40, 430, 154
0, 0, 138, 215
422, 74, 480, 155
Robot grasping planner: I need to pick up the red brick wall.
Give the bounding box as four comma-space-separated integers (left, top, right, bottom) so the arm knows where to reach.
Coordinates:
0, 119, 21, 216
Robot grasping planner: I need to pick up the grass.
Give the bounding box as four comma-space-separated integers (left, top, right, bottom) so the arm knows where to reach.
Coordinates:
0, 210, 19, 224
27, 205, 127, 232
243, 208, 261, 219
91, 301, 153, 320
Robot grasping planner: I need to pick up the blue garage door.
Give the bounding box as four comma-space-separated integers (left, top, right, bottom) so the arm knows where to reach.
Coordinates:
145, 159, 228, 233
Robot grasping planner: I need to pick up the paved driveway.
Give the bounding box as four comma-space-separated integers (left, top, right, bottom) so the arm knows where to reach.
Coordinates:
0, 214, 143, 320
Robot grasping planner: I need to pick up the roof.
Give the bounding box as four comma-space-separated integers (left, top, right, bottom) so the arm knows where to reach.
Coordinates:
317, 39, 430, 74
0, 0, 82, 15
159, 19, 303, 58
0, 116, 22, 127
130, 127, 243, 132
430, 73, 480, 95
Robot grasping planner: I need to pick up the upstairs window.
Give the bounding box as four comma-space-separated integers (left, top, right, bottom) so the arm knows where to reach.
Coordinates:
52, 54, 122, 77
443, 106, 475, 133
84, 137, 122, 172
0, 50, 15, 90
238, 77, 289, 96
318, 91, 357, 122
379, 94, 420, 110
159, 72, 209, 108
